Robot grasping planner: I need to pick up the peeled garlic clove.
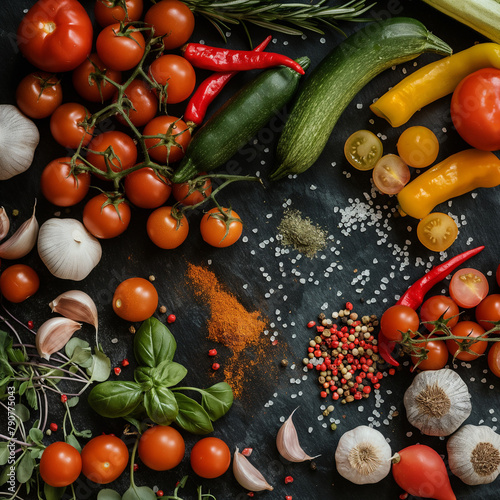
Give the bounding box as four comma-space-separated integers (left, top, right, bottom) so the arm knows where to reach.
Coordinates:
0, 207, 10, 241
36, 317, 82, 360
233, 447, 273, 492
0, 202, 38, 259
276, 408, 319, 462
38, 218, 102, 281
50, 290, 98, 332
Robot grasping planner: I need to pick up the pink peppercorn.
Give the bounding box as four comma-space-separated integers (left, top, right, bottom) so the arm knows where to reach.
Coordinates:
167, 314, 176, 323
284, 476, 294, 484
307, 321, 316, 328
49, 423, 58, 432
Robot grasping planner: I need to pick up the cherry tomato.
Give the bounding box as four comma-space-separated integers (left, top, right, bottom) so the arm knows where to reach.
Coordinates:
419, 295, 459, 331
200, 207, 243, 248
343, 130, 383, 171
50, 102, 94, 149
149, 55, 196, 104
17, 0, 93, 73
488, 342, 500, 377
86, 131, 137, 178
96, 23, 145, 72
147, 206, 189, 249
372, 154, 410, 195
392, 444, 456, 500
112, 277, 158, 322
411, 338, 449, 371
451, 68, 500, 151
138, 425, 185, 471
447, 321, 487, 361
144, 0, 195, 50
95, 0, 144, 27
190, 437, 231, 479
396, 126, 439, 169
449, 267, 489, 309
380, 304, 420, 342
172, 174, 212, 205
72, 53, 122, 102
475, 294, 500, 330
416, 212, 458, 252
124, 167, 171, 209
16, 72, 62, 119
115, 79, 158, 127
143, 116, 191, 163
39, 441, 82, 488
40, 157, 90, 207
0, 264, 40, 303
81, 434, 129, 484
83, 193, 131, 239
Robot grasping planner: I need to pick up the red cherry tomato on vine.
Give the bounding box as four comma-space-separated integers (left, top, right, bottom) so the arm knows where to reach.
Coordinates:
144, 0, 195, 50
16, 72, 62, 119
0, 265, 40, 303
83, 193, 131, 239
50, 102, 94, 149
447, 321, 487, 361
124, 167, 171, 209
96, 23, 145, 72
112, 277, 158, 322
138, 425, 185, 471
450, 68, 500, 151
39, 442, 82, 488
115, 79, 158, 127
419, 295, 459, 331
488, 342, 500, 378
392, 444, 456, 500
200, 207, 243, 248
94, 0, 144, 27
149, 55, 196, 104
17, 0, 93, 73
81, 434, 129, 484
172, 174, 212, 206
411, 338, 449, 371
41, 157, 90, 207
475, 294, 500, 330
147, 206, 189, 249
380, 304, 420, 342
190, 437, 231, 479
449, 267, 489, 309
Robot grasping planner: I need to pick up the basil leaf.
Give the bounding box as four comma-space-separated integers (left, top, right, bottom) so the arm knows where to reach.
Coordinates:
134, 367, 153, 385
174, 393, 213, 434
134, 318, 176, 368
152, 360, 187, 388
87, 347, 111, 382
143, 386, 178, 425
44, 483, 66, 500
0, 443, 8, 466
14, 403, 30, 423
98, 489, 122, 500
200, 382, 234, 421
16, 452, 34, 483
121, 485, 156, 500
25, 386, 38, 410
88, 381, 143, 419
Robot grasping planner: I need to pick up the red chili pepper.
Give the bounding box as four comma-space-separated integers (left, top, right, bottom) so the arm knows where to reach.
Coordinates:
182, 43, 305, 75
184, 35, 272, 126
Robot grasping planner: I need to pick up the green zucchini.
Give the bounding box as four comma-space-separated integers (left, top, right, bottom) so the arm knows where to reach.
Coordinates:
171, 56, 310, 184
269, 17, 452, 181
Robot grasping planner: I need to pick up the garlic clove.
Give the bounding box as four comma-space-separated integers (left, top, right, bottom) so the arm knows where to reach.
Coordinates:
0, 207, 10, 241
233, 447, 273, 492
49, 290, 99, 332
276, 408, 319, 462
0, 202, 38, 259
36, 317, 82, 360
38, 218, 102, 281
0, 105, 40, 180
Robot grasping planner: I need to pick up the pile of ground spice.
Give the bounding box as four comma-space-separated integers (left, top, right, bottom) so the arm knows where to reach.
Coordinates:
277, 208, 328, 258
186, 263, 270, 399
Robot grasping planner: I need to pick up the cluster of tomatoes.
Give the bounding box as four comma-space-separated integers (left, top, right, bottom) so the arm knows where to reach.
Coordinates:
380, 264, 500, 374
40, 426, 231, 488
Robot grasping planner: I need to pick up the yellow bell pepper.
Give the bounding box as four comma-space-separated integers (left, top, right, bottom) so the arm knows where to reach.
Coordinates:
370, 43, 500, 127
397, 149, 500, 219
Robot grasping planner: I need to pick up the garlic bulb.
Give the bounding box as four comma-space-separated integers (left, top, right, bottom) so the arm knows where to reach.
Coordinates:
276, 408, 319, 462
36, 317, 82, 360
0, 202, 38, 259
0, 207, 10, 241
404, 368, 471, 436
0, 105, 39, 180
38, 218, 102, 281
335, 425, 392, 484
447, 425, 500, 485
233, 447, 273, 491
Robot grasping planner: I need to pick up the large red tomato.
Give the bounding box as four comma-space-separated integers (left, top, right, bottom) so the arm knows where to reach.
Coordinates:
17, 0, 93, 72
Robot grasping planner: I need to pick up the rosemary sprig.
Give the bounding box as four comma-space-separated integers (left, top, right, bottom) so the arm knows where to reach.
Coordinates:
182, 0, 376, 42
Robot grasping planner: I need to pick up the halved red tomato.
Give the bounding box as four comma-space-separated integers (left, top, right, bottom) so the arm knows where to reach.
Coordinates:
449, 267, 489, 309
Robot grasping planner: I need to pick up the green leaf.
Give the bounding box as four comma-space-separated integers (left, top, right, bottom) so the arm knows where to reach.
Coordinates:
65, 434, 82, 453
152, 360, 187, 388
200, 382, 234, 421
29, 427, 44, 445
98, 489, 122, 500
25, 386, 38, 410
73, 428, 92, 439
71, 346, 93, 368
0, 443, 8, 466
143, 386, 178, 425
87, 347, 111, 382
0, 330, 14, 378
66, 396, 79, 408
0, 465, 10, 487
19, 380, 28, 396
8, 347, 26, 364
134, 366, 153, 386
16, 452, 34, 483
88, 381, 143, 418
123, 417, 144, 433
65, 337, 90, 358
14, 403, 30, 422
44, 483, 66, 500
29, 447, 43, 460
121, 485, 156, 500
174, 393, 213, 434
134, 317, 177, 368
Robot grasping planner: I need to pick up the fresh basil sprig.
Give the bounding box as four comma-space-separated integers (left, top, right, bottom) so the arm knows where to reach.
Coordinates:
88, 317, 233, 433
